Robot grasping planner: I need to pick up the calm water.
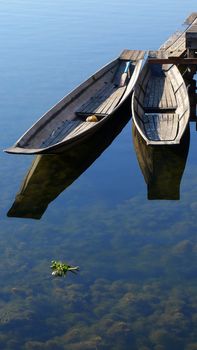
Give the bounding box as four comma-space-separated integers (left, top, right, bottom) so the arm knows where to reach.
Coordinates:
0, 1, 197, 349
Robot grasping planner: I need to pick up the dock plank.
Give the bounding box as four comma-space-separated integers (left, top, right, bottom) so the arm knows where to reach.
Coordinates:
166, 36, 185, 55
186, 24, 197, 33
160, 31, 183, 51
184, 13, 197, 25
148, 50, 168, 59
120, 49, 146, 61
169, 45, 186, 57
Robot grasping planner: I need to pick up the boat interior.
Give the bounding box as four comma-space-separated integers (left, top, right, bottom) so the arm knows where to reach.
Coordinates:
133, 64, 189, 143
38, 59, 134, 149
16, 58, 135, 151
76, 60, 134, 120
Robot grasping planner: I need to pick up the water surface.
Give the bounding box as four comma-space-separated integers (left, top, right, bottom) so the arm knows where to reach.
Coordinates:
0, 1, 197, 349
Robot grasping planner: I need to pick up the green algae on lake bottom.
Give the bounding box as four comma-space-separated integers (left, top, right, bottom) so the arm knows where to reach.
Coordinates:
0, 183, 197, 349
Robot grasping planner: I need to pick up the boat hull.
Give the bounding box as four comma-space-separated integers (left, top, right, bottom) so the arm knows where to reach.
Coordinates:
5, 51, 144, 154
132, 62, 190, 145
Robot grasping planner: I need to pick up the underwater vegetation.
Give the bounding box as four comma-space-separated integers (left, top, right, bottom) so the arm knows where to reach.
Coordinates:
0, 165, 197, 349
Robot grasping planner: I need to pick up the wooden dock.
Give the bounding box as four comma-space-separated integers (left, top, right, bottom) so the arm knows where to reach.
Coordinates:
149, 12, 197, 64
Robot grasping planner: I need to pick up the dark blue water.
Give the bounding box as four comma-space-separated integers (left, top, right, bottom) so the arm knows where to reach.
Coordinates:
0, 1, 197, 349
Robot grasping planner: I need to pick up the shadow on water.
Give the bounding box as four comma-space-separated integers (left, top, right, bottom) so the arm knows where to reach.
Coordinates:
7, 103, 131, 220
132, 123, 190, 200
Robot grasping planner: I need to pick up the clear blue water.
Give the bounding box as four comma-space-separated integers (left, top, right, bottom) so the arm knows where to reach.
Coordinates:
0, 1, 197, 349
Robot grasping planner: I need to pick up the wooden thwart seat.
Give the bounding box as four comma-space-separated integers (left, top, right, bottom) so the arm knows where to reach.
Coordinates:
144, 113, 178, 141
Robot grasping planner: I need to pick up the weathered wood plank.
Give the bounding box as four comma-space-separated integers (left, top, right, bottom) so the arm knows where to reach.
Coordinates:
146, 115, 160, 141
119, 49, 133, 60
153, 36, 185, 58
94, 87, 118, 114
166, 35, 185, 53
137, 51, 146, 60
169, 47, 186, 57
131, 50, 141, 61
163, 80, 172, 108
170, 114, 179, 139
141, 69, 151, 89
165, 79, 177, 108
167, 68, 180, 93
160, 31, 183, 51
165, 77, 177, 107
119, 49, 146, 61
134, 96, 144, 117
159, 79, 167, 108
184, 13, 197, 25
106, 87, 126, 114
78, 84, 125, 117
159, 12, 197, 58
152, 79, 160, 108
143, 76, 177, 110
186, 24, 197, 33
40, 120, 82, 147
154, 114, 162, 139
95, 86, 125, 114
170, 66, 184, 89
76, 84, 116, 115
148, 57, 197, 64
144, 79, 154, 107
144, 113, 178, 141
77, 84, 112, 113
63, 122, 94, 140
164, 114, 173, 140
42, 121, 72, 147
148, 50, 168, 59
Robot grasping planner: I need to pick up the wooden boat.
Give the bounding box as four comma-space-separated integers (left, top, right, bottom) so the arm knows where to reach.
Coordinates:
5, 50, 145, 155
132, 52, 190, 145
132, 124, 190, 200
7, 107, 131, 219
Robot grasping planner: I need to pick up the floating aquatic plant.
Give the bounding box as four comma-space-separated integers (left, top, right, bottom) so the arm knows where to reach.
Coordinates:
51, 260, 79, 277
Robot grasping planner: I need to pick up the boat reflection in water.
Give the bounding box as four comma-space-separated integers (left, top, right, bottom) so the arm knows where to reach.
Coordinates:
8, 104, 131, 220
132, 124, 190, 200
